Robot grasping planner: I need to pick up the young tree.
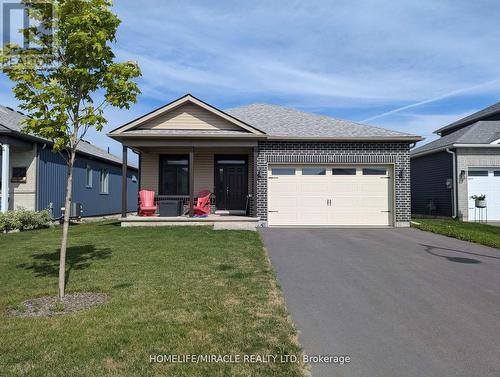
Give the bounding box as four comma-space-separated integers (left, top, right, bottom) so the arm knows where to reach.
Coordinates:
1, 0, 141, 299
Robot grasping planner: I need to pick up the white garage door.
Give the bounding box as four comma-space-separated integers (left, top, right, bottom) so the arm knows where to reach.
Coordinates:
268, 165, 393, 226
467, 168, 500, 221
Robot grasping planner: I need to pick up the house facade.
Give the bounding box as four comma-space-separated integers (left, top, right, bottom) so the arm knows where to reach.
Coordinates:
411, 102, 500, 221
0, 105, 138, 217
109, 94, 421, 227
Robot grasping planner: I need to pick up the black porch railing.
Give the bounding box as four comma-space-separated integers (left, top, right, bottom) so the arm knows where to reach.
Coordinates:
155, 194, 216, 215
136, 193, 253, 216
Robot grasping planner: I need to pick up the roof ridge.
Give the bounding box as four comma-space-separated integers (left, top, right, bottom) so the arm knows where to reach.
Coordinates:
228, 103, 415, 137
0, 102, 132, 166
435, 101, 500, 134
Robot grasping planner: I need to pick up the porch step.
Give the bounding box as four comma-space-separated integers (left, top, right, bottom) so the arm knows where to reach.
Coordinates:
121, 215, 260, 228
213, 222, 257, 231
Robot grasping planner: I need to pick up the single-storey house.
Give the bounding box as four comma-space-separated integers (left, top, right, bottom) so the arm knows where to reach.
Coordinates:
411, 102, 500, 221
108, 94, 421, 227
0, 105, 138, 217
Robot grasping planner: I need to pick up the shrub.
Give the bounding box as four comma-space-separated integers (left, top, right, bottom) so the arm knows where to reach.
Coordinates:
0, 211, 21, 232
0, 208, 51, 233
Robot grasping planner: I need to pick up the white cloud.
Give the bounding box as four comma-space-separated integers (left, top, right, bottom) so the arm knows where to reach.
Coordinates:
372, 111, 477, 145
0, 0, 499, 160
114, 0, 500, 107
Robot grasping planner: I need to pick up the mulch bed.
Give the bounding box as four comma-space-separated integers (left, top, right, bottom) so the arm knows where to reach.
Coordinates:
6, 293, 108, 317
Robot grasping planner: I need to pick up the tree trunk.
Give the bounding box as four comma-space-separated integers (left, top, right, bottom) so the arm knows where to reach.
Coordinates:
58, 149, 76, 301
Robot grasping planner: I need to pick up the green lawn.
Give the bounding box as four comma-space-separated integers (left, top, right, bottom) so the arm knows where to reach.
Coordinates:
0, 222, 307, 377
412, 218, 500, 249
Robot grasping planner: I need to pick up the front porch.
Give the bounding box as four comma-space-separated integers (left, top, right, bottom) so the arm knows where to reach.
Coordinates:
119, 145, 260, 228
111, 94, 265, 228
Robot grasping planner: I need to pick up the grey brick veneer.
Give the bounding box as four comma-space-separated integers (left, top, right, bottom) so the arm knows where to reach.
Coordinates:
255, 141, 411, 227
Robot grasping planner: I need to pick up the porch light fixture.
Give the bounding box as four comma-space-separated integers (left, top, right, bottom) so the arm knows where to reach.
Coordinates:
460, 170, 466, 181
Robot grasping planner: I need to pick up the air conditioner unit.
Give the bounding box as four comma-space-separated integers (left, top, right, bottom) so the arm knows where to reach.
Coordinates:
60, 202, 83, 219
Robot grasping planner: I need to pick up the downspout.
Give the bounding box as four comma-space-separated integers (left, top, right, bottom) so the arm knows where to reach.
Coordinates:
446, 148, 457, 219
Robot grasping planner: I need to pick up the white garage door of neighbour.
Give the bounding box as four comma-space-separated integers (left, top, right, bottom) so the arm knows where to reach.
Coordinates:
467, 168, 500, 221
267, 165, 393, 226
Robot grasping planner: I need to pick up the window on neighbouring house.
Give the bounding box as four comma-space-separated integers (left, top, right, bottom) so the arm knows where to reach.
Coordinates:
11, 167, 27, 183
85, 165, 92, 187
159, 155, 189, 195
494, 171, 500, 177
468, 170, 488, 177
99, 169, 109, 193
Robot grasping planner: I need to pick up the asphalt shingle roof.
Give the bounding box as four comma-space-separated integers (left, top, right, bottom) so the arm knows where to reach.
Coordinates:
225, 103, 417, 139
0, 105, 134, 167
435, 102, 500, 135
411, 121, 500, 155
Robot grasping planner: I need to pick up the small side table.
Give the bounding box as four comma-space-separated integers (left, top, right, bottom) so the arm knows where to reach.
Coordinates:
159, 200, 181, 217
474, 206, 487, 223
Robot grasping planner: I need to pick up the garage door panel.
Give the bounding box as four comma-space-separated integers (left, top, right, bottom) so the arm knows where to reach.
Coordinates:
360, 196, 389, 207
298, 213, 330, 225
269, 212, 298, 226
299, 196, 328, 208
271, 196, 298, 209
268, 165, 392, 226
467, 169, 500, 220
329, 182, 359, 195
269, 180, 299, 194
300, 182, 328, 193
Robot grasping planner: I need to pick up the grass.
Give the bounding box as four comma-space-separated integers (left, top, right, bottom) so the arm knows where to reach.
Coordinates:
0, 222, 306, 377
48, 302, 65, 312
412, 218, 500, 249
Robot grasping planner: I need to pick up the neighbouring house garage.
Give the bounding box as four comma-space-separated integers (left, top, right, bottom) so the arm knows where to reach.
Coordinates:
467, 168, 500, 221
267, 165, 393, 226
411, 102, 500, 221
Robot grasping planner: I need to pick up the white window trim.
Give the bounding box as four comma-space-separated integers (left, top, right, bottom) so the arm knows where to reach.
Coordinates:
99, 169, 109, 194
85, 165, 93, 188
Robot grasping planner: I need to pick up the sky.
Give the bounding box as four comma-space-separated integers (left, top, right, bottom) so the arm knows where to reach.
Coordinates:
1, 0, 499, 164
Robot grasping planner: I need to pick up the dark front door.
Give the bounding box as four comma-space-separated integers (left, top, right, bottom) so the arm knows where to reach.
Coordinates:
215, 155, 248, 211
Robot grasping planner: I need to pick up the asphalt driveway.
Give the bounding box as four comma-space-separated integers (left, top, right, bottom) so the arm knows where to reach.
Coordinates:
259, 227, 500, 377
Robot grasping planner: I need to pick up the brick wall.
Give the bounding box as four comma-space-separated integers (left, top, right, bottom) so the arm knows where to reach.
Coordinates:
255, 141, 411, 227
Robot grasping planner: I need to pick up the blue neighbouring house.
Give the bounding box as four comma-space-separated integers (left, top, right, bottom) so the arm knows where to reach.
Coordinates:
0, 105, 138, 217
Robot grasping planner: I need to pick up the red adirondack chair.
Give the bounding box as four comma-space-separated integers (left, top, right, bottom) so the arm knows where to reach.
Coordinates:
138, 190, 157, 216
193, 190, 211, 216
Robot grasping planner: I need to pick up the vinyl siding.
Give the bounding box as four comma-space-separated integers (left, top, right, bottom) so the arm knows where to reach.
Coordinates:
137, 103, 242, 131
140, 148, 253, 195
411, 151, 453, 216
0, 145, 37, 210
38, 146, 138, 217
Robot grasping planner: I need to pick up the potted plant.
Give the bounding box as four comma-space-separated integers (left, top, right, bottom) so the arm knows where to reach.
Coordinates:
471, 194, 487, 208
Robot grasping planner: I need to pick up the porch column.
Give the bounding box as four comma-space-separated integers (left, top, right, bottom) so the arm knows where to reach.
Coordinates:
121, 145, 128, 218
252, 147, 258, 217
1, 143, 10, 213
189, 149, 194, 217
